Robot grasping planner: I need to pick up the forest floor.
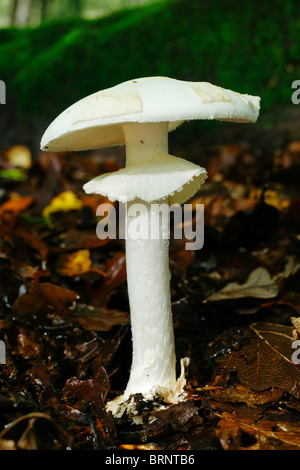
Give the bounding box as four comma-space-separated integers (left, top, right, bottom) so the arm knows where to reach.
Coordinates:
1, 114, 300, 450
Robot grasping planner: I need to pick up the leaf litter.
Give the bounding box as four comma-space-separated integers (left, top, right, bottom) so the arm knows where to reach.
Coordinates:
0, 140, 300, 449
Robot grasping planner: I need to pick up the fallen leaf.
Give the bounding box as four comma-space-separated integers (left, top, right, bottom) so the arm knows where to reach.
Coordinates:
12, 282, 78, 319
208, 256, 300, 301
209, 383, 283, 407
42, 191, 83, 219
0, 195, 34, 215
16, 327, 40, 359
57, 249, 92, 276
215, 411, 300, 450
62, 368, 116, 445
48, 228, 109, 253
92, 252, 127, 304
216, 322, 300, 398
72, 304, 128, 331
208, 266, 279, 300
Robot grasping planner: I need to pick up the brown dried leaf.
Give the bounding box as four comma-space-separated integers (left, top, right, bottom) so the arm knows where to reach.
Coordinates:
92, 252, 127, 304
63, 368, 110, 408
63, 368, 116, 445
208, 266, 279, 300
73, 304, 128, 331
210, 383, 283, 407
215, 411, 300, 450
12, 282, 78, 320
217, 322, 300, 398
208, 256, 300, 301
104, 252, 126, 287
49, 228, 109, 254
126, 401, 203, 443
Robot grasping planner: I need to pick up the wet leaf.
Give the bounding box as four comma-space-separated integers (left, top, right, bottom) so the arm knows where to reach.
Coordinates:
120, 401, 203, 443
216, 322, 300, 398
62, 368, 116, 445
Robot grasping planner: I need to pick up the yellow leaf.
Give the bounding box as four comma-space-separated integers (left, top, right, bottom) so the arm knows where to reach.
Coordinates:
57, 249, 92, 276
249, 188, 290, 211
42, 191, 83, 219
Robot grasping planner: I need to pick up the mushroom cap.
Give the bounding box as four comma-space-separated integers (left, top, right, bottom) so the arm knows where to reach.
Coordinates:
40, 77, 260, 152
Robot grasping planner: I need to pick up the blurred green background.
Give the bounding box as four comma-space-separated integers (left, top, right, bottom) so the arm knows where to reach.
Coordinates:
0, 0, 300, 154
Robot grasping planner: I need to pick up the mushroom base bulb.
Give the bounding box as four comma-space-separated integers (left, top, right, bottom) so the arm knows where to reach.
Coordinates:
106, 358, 190, 419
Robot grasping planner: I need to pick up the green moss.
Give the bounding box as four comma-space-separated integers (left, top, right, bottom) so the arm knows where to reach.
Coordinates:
1, 0, 299, 121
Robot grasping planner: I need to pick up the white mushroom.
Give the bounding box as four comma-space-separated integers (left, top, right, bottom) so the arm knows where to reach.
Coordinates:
40, 77, 260, 417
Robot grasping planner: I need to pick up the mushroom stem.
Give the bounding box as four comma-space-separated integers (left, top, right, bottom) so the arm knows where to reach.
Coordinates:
124, 200, 176, 397
123, 121, 169, 166
122, 121, 176, 398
